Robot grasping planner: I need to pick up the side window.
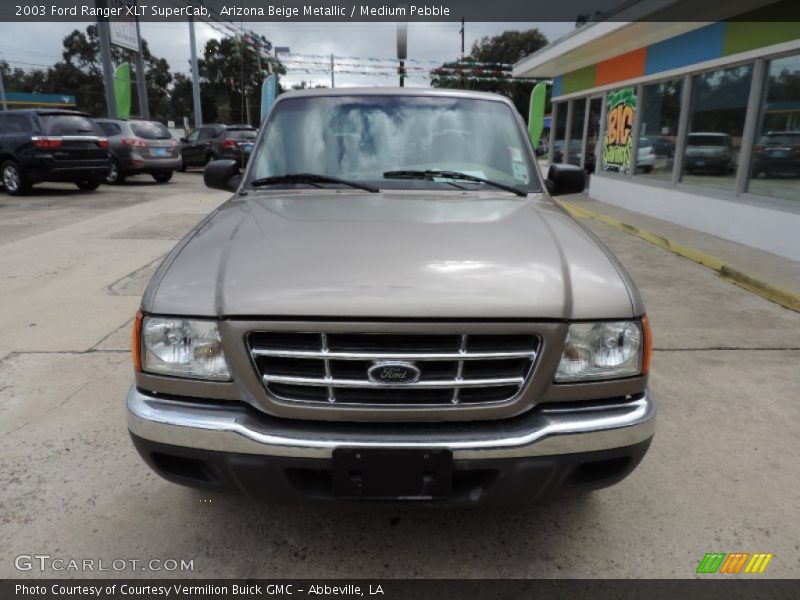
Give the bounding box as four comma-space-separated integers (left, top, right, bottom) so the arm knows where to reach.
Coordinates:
99, 122, 121, 136
198, 127, 215, 140
4, 114, 32, 133
186, 129, 201, 142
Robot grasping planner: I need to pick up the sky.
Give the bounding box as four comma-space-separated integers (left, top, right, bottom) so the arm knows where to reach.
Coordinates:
0, 20, 573, 88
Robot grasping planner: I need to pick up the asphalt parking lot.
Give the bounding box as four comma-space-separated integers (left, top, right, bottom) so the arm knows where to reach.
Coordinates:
1, 173, 799, 579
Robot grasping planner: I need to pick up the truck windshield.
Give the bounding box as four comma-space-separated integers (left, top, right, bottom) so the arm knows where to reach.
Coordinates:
248, 95, 539, 192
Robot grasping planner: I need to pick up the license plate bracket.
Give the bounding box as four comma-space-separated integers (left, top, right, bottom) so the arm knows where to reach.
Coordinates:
333, 448, 452, 500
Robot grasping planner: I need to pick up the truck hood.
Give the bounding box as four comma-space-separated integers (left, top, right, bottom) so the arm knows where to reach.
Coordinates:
145, 190, 637, 319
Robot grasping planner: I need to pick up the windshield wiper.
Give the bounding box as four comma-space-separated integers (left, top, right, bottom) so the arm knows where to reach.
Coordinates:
250, 173, 379, 193
382, 169, 527, 197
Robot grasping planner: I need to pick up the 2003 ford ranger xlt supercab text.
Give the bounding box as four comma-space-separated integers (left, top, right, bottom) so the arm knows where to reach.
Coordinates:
127, 88, 655, 505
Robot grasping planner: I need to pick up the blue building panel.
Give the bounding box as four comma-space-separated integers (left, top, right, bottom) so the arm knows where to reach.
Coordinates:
552, 75, 564, 98
644, 23, 726, 76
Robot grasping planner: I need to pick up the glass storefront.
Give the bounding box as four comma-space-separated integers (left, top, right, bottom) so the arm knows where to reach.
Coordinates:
748, 53, 800, 202
551, 49, 799, 206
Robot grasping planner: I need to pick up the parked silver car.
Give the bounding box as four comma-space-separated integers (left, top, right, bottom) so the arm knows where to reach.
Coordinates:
127, 89, 654, 505
95, 119, 181, 184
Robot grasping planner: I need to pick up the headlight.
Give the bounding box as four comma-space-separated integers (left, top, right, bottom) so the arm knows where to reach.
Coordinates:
140, 316, 231, 380
555, 320, 646, 382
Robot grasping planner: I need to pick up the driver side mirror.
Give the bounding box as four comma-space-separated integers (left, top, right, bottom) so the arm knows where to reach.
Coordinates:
204, 159, 242, 192
546, 163, 586, 196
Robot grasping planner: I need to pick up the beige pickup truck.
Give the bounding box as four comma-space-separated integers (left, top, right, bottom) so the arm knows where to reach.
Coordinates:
127, 88, 654, 505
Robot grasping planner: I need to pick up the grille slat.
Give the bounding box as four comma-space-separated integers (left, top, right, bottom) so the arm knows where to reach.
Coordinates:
248, 331, 538, 408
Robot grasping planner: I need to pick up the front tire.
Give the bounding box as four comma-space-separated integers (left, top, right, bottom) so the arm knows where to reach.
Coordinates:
75, 178, 101, 191
152, 171, 173, 183
1, 160, 31, 196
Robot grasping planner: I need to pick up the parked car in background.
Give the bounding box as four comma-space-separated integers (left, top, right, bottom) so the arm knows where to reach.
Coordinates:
641, 135, 675, 158
636, 138, 655, 172
752, 131, 800, 177
178, 124, 257, 170
168, 127, 186, 142
0, 109, 110, 196
684, 132, 735, 175
95, 119, 181, 184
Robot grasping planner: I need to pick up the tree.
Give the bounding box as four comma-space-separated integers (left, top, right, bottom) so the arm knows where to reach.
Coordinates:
3, 26, 174, 119
430, 29, 549, 118
198, 36, 284, 126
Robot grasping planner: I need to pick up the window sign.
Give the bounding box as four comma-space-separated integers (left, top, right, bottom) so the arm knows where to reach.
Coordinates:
603, 87, 637, 173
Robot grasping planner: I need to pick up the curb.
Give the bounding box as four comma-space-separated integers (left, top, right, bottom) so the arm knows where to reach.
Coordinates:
558, 199, 800, 313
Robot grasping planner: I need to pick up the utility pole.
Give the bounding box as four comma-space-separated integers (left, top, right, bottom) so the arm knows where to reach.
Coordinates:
96, 0, 118, 118
397, 22, 407, 88
330, 53, 335, 88
188, 13, 203, 129
460, 18, 465, 59
0, 56, 7, 111
134, 13, 149, 119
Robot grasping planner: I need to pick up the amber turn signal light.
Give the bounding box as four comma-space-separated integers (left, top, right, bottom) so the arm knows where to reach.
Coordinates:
641, 314, 652, 375
131, 311, 143, 372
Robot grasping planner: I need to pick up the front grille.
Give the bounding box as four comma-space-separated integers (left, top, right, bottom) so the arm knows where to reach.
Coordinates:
247, 332, 539, 407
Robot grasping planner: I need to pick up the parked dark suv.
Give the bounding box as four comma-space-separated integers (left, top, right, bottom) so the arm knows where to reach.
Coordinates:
178, 124, 257, 170
0, 109, 110, 196
95, 119, 181, 184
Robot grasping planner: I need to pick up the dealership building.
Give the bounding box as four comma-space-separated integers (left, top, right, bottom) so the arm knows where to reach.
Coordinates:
514, 0, 800, 260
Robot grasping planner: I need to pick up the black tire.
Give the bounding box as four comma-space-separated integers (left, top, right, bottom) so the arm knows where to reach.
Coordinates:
1, 160, 31, 196
106, 159, 126, 185
152, 171, 173, 183
177, 157, 187, 172
75, 178, 101, 191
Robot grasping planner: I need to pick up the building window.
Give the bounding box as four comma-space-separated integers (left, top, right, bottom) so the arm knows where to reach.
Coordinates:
681, 64, 753, 191
748, 53, 800, 202
567, 97, 586, 167
638, 78, 682, 180
585, 97, 603, 173
602, 87, 637, 174
552, 102, 567, 163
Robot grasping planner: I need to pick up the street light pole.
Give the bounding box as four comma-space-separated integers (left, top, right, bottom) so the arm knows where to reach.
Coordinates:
134, 15, 149, 119
96, 0, 118, 118
188, 13, 203, 129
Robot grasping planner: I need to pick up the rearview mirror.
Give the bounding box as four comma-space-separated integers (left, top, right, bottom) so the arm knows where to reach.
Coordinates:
204, 159, 241, 192
546, 163, 586, 196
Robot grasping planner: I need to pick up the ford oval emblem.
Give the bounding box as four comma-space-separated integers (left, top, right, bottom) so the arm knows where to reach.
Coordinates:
367, 361, 421, 385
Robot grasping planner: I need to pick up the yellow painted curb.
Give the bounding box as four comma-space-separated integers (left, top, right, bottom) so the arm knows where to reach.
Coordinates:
558, 199, 800, 313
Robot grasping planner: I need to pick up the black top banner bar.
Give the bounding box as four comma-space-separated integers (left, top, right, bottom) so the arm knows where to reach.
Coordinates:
2, 0, 799, 22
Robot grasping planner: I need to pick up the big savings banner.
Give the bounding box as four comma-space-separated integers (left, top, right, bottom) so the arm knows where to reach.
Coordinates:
603, 87, 637, 173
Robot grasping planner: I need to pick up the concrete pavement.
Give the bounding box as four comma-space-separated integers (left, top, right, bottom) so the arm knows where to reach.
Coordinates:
1, 175, 799, 579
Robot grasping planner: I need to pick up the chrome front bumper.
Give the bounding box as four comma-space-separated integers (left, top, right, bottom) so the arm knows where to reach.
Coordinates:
127, 387, 655, 461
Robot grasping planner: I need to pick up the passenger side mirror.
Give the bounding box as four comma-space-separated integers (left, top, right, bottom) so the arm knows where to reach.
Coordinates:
546, 163, 586, 196
180, 137, 187, 143
204, 159, 241, 192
